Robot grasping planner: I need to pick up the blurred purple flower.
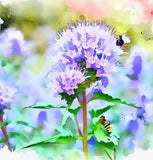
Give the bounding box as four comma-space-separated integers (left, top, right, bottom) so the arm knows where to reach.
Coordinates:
0, 68, 17, 109
0, 28, 33, 58
126, 46, 147, 80
37, 111, 47, 126
18, 67, 51, 106
119, 94, 146, 150
86, 80, 106, 102
17, 67, 64, 136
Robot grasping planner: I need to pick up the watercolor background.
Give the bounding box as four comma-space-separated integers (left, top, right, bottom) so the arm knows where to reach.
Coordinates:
0, 0, 153, 159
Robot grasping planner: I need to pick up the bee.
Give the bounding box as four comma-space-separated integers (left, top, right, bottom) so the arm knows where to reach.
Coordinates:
116, 35, 130, 52
100, 116, 112, 134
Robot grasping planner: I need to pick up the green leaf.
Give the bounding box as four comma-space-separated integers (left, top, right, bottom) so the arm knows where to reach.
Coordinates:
75, 136, 83, 140
89, 92, 141, 108
8, 132, 30, 143
23, 111, 78, 149
24, 102, 68, 109
109, 135, 119, 145
94, 126, 110, 143
104, 150, 113, 160
0, 138, 7, 144
23, 135, 75, 149
87, 132, 94, 140
93, 126, 119, 145
0, 119, 35, 129
55, 126, 73, 137
1, 60, 7, 67
59, 92, 76, 106
68, 106, 81, 116
60, 111, 72, 126
92, 117, 100, 125
76, 68, 100, 93
56, 136, 74, 143
0, 120, 11, 128
90, 105, 114, 118
0, 109, 3, 116
62, 116, 77, 137
15, 121, 31, 126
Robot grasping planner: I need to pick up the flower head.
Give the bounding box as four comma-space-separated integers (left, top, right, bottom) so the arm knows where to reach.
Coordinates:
55, 22, 124, 69
0, 28, 33, 58
0, 68, 17, 109
47, 22, 127, 95
47, 65, 86, 95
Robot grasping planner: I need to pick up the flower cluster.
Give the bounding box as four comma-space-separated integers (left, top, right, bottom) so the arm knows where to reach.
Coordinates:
0, 68, 17, 109
0, 28, 33, 58
47, 65, 86, 95
47, 22, 126, 95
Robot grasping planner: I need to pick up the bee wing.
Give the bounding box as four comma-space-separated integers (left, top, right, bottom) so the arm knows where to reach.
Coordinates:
122, 35, 130, 43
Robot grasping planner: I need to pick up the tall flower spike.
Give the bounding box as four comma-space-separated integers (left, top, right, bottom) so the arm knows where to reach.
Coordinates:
0, 28, 33, 58
0, 68, 17, 109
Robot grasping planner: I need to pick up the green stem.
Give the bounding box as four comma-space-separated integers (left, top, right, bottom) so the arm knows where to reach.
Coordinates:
104, 150, 113, 160
114, 148, 116, 160
76, 95, 82, 106
74, 115, 82, 137
76, 96, 83, 137
82, 91, 88, 160
0, 114, 12, 152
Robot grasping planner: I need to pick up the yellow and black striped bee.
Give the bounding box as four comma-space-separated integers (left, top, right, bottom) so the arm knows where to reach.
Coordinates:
116, 35, 130, 52
99, 116, 112, 134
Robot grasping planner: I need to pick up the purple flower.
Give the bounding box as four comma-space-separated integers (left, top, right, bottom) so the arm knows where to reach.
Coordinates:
52, 22, 124, 74
37, 111, 47, 126
0, 68, 17, 109
0, 28, 33, 58
47, 22, 127, 94
47, 66, 86, 95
